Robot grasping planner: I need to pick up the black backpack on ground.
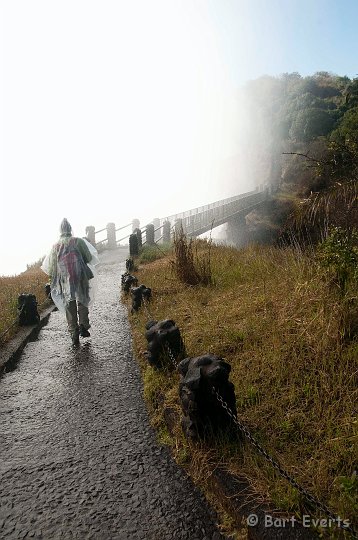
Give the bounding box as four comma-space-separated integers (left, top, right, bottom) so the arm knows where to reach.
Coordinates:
18, 294, 40, 326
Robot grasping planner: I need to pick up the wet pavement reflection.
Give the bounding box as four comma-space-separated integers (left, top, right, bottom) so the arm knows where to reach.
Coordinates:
0, 248, 224, 540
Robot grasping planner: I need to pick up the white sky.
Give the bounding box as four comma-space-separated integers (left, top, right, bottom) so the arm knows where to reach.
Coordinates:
1, 0, 247, 275
2, 0, 357, 275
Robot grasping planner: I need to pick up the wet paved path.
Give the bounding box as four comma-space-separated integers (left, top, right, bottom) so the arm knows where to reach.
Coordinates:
0, 249, 224, 540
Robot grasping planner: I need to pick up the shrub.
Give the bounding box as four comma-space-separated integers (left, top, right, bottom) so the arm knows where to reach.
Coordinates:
172, 228, 212, 286
318, 226, 358, 293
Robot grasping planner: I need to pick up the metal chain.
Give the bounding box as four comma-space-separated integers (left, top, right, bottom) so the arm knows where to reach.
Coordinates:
142, 298, 153, 319
165, 343, 179, 368
128, 262, 356, 536
212, 387, 357, 539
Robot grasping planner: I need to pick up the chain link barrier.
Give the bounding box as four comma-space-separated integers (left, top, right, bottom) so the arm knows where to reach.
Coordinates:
165, 343, 179, 369
142, 298, 153, 320
212, 386, 357, 539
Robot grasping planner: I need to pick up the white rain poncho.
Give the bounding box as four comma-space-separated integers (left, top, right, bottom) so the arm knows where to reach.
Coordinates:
42, 237, 100, 313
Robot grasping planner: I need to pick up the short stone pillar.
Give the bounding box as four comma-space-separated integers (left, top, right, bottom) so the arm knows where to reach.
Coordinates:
129, 234, 139, 256
126, 258, 135, 272
130, 285, 152, 313
153, 218, 160, 241
121, 272, 138, 292
162, 221, 171, 244
132, 219, 140, 232
18, 294, 40, 325
144, 319, 186, 369
133, 227, 142, 248
146, 224, 155, 245
107, 222, 116, 249
85, 226, 96, 246
178, 354, 237, 440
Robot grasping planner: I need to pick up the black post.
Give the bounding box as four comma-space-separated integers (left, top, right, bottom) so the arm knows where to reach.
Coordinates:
129, 234, 139, 256
133, 227, 142, 248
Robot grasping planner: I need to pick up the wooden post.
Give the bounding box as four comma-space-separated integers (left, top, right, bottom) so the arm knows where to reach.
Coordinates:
162, 221, 171, 243
146, 224, 155, 245
85, 226, 96, 246
107, 222, 116, 249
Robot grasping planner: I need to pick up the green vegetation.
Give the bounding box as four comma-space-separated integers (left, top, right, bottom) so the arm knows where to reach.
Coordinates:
125, 238, 357, 538
137, 243, 172, 264
239, 71, 358, 245
318, 227, 358, 293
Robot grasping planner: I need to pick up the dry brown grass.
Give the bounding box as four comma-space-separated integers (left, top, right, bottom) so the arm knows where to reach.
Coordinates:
125, 241, 358, 535
0, 268, 49, 344
172, 229, 212, 286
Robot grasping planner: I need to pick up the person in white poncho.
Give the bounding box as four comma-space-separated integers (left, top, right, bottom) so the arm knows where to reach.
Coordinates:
42, 218, 99, 345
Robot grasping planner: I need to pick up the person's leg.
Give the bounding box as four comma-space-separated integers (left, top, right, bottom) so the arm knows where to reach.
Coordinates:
78, 302, 90, 337
65, 300, 79, 345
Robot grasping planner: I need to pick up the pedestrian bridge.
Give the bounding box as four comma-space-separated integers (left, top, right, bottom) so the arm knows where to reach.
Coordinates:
86, 185, 269, 249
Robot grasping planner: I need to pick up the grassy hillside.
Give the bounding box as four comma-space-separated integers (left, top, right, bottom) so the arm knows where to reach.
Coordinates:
125, 241, 357, 538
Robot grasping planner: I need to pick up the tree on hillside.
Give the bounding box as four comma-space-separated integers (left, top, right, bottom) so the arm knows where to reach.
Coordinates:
344, 78, 358, 107
289, 108, 336, 142
235, 71, 358, 245
284, 138, 358, 241
331, 107, 358, 143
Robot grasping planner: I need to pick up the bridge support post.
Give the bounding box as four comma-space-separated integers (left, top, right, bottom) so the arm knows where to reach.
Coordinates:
132, 219, 140, 232
85, 226, 96, 246
107, 223, 116, 249
146, 224, 155, 245
226, 214, 248, 247
162, 221, 171, 243
153, 218, 160, 241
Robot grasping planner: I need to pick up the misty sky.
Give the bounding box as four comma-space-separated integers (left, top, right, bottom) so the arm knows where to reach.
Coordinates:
1, 0, 358, 275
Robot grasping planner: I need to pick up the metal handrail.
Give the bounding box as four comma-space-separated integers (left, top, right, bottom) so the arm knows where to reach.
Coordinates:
92, 187, 269, 249
116, 233, 131, 244
115, 222, 132, 232
185, 199, 266, 237
161, 187, 260, 224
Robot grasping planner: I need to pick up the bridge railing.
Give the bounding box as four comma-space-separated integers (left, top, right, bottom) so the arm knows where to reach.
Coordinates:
173, 188, 268, 236
85, 185, 269, 249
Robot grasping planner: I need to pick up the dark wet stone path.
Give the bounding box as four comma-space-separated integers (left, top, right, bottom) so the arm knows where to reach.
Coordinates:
0, 248, 225, 540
